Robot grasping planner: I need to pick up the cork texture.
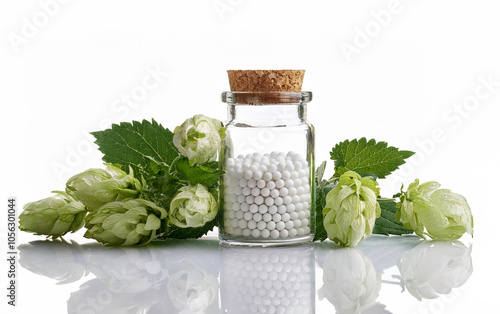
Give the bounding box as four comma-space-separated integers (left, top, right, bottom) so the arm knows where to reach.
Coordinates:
227, 70, 305, 92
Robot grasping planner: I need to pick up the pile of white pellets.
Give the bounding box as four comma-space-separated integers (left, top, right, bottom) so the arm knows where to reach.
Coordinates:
222, 151, 312, 240
221, 246, 313, 314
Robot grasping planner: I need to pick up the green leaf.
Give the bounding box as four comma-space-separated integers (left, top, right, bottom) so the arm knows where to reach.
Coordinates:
91, 119, 179, 176
373, 200, 414, 236
330, 138, 415, 179
314, 183, 335, 242
315, 161, 327, 187
157, 218, 217, 240
175, 157, 225, 188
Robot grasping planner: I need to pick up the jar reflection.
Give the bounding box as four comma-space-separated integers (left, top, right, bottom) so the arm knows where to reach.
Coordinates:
220, 244, 315, 314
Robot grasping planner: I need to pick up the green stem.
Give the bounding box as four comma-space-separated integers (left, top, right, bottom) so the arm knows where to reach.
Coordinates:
168, 155, 182, 177
327, 177, 338, 184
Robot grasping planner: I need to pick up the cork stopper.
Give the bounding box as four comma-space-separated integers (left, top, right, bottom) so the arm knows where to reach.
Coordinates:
227, 70, 305, 92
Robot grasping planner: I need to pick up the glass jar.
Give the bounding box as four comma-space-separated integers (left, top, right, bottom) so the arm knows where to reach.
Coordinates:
219, 91, 315, 246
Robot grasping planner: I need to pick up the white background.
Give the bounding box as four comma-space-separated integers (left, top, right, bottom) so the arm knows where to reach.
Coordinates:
1, 0, 499, 313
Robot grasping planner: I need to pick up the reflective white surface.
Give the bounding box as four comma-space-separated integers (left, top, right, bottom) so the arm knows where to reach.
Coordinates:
10, 233, 476, 314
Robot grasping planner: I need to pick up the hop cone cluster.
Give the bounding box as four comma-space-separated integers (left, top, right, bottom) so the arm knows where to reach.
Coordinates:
323, 171, 381, 247
173, 114, 226, 165
19, 191, 86, 239
66, 164, 143, 210
84, 199, 167, 246
169, 184, 218, 228
397, 179, 473, 240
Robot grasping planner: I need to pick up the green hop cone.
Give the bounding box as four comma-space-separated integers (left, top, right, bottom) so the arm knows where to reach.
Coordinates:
19, 191, 87, 239
84, 199, 167, 246
66, 164, 143, 210
396, 179, 473, 240
173, 114, 226, 165
323, 171, 381, 247
169, 184, 218, 228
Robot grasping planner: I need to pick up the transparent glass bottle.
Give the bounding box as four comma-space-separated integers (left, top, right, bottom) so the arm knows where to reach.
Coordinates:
219, 91, 315, 246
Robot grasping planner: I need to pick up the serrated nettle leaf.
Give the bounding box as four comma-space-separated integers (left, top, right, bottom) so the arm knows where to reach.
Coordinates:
330, 137, 415, 179
91, 119, 179, 176
174, 157, 225, 188
372, 200, 414, 236
157, 218, 217, 240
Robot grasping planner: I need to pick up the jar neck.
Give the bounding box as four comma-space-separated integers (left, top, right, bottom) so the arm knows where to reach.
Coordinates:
227, 103, 308, 126
222, 91, 311, 126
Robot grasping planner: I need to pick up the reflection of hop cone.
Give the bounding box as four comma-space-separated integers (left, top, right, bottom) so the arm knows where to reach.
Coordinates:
85, 245, 168, 294
19, 240, 86, 284
318, 248, 381, 314
397, 241, 473, 301
166, 260, 219, 314
68, 278, 160, 314
220, 245, 314, 314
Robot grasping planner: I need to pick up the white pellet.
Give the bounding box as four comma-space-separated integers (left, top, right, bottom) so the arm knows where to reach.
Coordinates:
295, 202, 303, 211
270, 189, 280, 198
257, 221, 267, 230
279, 187, 288, 197
267, 221, 276, 230
278, 205, 287, 214
248, 179, 256, 188
276, 221, 285, 231
254, 196, 264, 205
281, 213, 290, 222
273, 171, 282, 180
271, 230, 280, 239
248, 220, 257, 229
281, 171, 291, 180
263, 172, 273, 181
276, 179, 285, 188
280, 229, 289, 238
253, 213, 263, 222
274, 197, 284, 206
263, 213, 272, 222
234, 186, 242, 195
253, 171, 263, 180
261, 229, 270, 238
239, 220, 248, 229
273, 213, 282, 222
237, 195, 246, 203
277, 163, 286, 171
283, 195, 292, 205
268, 205, 278, 214
244, 212, 253, 221
265, 197, 274, 206
242, 187, 251, 196
259, 205, 268, 214
241, 203, 250, 212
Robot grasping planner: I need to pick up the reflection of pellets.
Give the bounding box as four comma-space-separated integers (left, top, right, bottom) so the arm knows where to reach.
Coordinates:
221, 245, 314, 314
223, 151, 312, 239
